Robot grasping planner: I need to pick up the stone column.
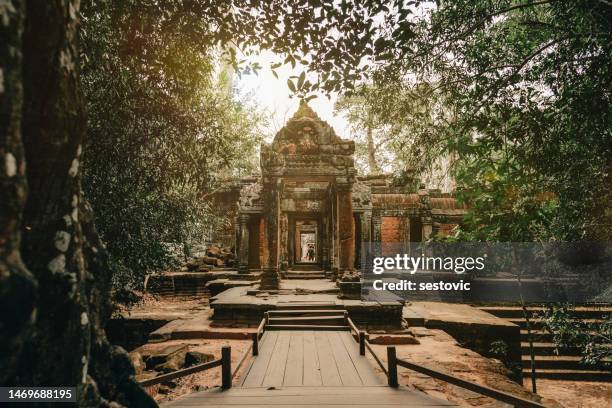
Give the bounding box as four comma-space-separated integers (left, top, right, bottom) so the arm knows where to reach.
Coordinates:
320, 215, 329, 270
238, 213, 250, 274
361, 209, 372, 265
260, 178, 280, 290
279, 213, 289, 271
422, 217, 433, 240
337, 183, 355, 275
418, 188, 433, 241
372, 212, 382, 257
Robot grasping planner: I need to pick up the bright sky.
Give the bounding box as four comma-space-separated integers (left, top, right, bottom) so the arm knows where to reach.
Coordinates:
234, 50, 351, 142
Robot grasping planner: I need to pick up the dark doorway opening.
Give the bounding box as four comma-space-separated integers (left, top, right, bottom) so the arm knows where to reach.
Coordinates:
299, 231, 317, 263
290, 216, 321, 267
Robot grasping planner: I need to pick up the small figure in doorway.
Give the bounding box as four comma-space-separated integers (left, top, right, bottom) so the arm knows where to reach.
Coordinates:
307, 245, 315, 262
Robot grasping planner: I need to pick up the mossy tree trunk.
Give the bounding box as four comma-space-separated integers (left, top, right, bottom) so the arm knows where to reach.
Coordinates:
1, 1, 156, 406
0, 0, 37, 386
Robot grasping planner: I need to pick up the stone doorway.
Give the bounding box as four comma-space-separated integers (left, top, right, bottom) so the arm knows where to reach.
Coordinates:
290, 217, 321, 268
298, 231, 317, 263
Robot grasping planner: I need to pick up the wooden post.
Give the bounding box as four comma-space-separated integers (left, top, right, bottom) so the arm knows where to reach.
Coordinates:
265, 311, 269, 325
221, 346, 231, 389
343, 310, 348, 325
252, 332, 259, 356
359, 331, 366, 356
387, 346, 398, 387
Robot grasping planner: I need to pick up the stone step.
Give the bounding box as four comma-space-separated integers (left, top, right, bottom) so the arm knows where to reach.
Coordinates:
521, 355, 610, 370
509, 318, 605, 330
290, 264, 323, 271
480, 305, 612, 320
266, 324, 350, 331
205, 279, 256, 296
275, 302, 342, 310
268, 309, 346, 316
283, 271, 327, 279
268, 315, 346, 326
521, 342, 582, 356
520, 329, 553, 342
522, 368, 612, 381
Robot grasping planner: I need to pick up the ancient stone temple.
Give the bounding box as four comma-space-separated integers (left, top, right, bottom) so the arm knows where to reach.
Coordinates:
212, 102, 467, 289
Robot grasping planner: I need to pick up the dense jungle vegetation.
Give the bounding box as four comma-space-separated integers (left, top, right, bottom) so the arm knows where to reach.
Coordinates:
1, 1, 610, 406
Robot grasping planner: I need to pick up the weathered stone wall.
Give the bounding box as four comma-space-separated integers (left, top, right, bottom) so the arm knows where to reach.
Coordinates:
434, 222, 459, 237
210, 188, 240, 249
381, 216, 409, 243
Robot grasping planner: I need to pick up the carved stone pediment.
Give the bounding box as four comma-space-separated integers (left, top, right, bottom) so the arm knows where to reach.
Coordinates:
352, 180, 372, 207
269, 101, 354, 157
239, 182, 262, 209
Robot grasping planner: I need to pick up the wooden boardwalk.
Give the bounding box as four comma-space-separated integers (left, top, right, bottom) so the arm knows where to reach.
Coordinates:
164, 386, 456, 407
163, 330, 455, 407
241, 330, 381, 387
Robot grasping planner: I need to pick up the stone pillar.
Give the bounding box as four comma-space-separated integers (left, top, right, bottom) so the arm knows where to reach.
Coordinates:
422, 217, 433, 240
361, 209, 372, 264
279, 212, 289, 271
330, 187, 339, 277
418, 188, 433, 241
320, 215, 329, 270
337, 183, 355, 275
372, 212, 382, 257
260, 178, 280, 290
238, 213, 250, 274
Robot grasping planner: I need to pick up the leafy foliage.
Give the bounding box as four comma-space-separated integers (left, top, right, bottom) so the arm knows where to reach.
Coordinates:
339, 1, 611, 242
80, 2, 265, 289
539, 305, 612, 368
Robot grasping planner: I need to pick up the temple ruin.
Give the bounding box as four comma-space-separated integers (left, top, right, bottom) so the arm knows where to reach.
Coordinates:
213, 102, 467, 289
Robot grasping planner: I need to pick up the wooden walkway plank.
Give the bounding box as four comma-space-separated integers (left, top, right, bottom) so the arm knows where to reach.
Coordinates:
241, 330, 279, 387
337, 331, 383, 385
302, 330, 323, 386
327, 331, 362, 385
163, 386, 455, 407
314, 331, 342, 386
283, 330, 304, 386
262, 330, 291, 387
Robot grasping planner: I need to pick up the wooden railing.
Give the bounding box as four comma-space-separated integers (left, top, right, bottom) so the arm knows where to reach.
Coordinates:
139, 346, 232, 389
347, 317, 547, 408
387, 345, 548, 408
234, 316, 266, 377
139, 316, 267, 391
347, 317, 388, 376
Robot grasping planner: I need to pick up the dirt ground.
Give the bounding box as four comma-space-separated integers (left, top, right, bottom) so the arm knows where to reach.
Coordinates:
124, 297, 611, 407
365, 327, 611, 408
529, 379, 612, 408
135, 339, 252, 404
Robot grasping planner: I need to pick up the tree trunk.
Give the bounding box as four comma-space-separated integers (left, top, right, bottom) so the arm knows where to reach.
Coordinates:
1, 1, 156, 406
366, 123, 379, 174
0, 0, 38, 385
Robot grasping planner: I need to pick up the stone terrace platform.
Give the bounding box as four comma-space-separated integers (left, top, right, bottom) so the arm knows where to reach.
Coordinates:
210, 280, 404, 328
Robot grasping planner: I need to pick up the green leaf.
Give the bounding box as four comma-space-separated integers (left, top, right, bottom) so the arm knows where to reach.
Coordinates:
287, 79, 296, 93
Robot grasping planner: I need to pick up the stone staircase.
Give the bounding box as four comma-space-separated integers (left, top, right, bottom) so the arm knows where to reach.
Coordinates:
145, 274, 211, 298
145, 268, 260, 298
480, 305, 612, 381
283, 265, 327, 279
266, 303, 350, 331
